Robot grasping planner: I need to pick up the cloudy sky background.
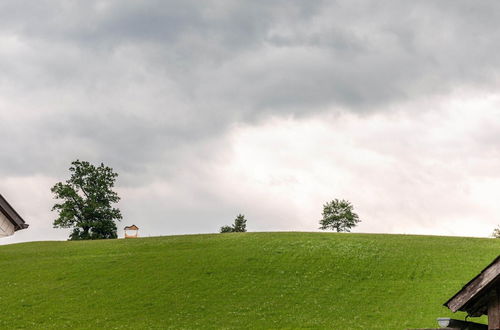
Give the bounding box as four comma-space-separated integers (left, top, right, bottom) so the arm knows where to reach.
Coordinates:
2, 0, 500, 244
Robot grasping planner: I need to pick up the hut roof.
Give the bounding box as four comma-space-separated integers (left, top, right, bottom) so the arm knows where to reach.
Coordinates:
444, 256, 500, 317
124, 225, 139, 230
0, 194, 28, 231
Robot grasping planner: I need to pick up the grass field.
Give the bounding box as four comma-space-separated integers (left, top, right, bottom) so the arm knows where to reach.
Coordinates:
0, 232, 498, 329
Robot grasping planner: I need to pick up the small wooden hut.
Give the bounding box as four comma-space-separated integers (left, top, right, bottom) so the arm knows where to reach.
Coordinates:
124, 225, 139, 239
0, 194, 28, 238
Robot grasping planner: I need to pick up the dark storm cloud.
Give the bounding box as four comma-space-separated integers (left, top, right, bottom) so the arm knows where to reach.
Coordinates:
1, 0, 500, 179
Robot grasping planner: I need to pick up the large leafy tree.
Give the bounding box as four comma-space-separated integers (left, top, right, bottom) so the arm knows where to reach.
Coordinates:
51, 160, 122, 240
319, 199, 360, 232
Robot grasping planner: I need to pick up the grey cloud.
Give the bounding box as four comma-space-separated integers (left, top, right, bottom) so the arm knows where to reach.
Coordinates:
3, 1, 500, 110
1, 1, 500, 184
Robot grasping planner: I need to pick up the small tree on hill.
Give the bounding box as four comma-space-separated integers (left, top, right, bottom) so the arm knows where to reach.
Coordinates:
319, 199, 360, 232
220, 214, 247, 233
233, 214, 247, 232
51, 160, 122, 240
492, 226, 500, 238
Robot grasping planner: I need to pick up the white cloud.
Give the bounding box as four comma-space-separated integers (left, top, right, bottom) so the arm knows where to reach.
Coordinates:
209, 92, 500, 237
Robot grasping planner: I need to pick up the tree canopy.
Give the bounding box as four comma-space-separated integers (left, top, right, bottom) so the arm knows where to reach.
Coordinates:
51, 160, 122, 240
319, 199, 360, 232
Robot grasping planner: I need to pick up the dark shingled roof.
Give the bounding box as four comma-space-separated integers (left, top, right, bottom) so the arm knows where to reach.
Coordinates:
0, 194, 29, 231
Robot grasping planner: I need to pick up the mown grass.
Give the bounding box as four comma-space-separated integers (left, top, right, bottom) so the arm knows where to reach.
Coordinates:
0, 232, 498, 329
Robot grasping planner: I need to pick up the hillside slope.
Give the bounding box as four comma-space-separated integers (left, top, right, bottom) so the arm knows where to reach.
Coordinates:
0, 232, 498, 329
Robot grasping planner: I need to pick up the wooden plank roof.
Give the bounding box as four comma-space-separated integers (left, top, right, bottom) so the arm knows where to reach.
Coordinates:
444, 256, 500, 317
124, 225, 139, 230
0, 194, 28, 231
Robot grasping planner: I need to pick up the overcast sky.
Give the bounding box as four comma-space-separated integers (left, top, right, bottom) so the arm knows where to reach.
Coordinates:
2, 0, 500, 244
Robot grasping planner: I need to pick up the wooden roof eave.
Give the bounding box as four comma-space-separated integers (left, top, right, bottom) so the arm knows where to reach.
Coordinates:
0, 194, 28, 231
445, 256, 500, 315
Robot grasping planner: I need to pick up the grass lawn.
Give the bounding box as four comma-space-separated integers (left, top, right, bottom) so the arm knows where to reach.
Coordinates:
0, 232, 498, 329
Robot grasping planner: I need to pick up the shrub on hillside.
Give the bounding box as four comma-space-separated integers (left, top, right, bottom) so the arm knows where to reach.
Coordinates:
220, 225, 233, 233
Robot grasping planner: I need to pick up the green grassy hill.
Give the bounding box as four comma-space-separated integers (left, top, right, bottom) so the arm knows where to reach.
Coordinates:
1, 232, 498, 329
